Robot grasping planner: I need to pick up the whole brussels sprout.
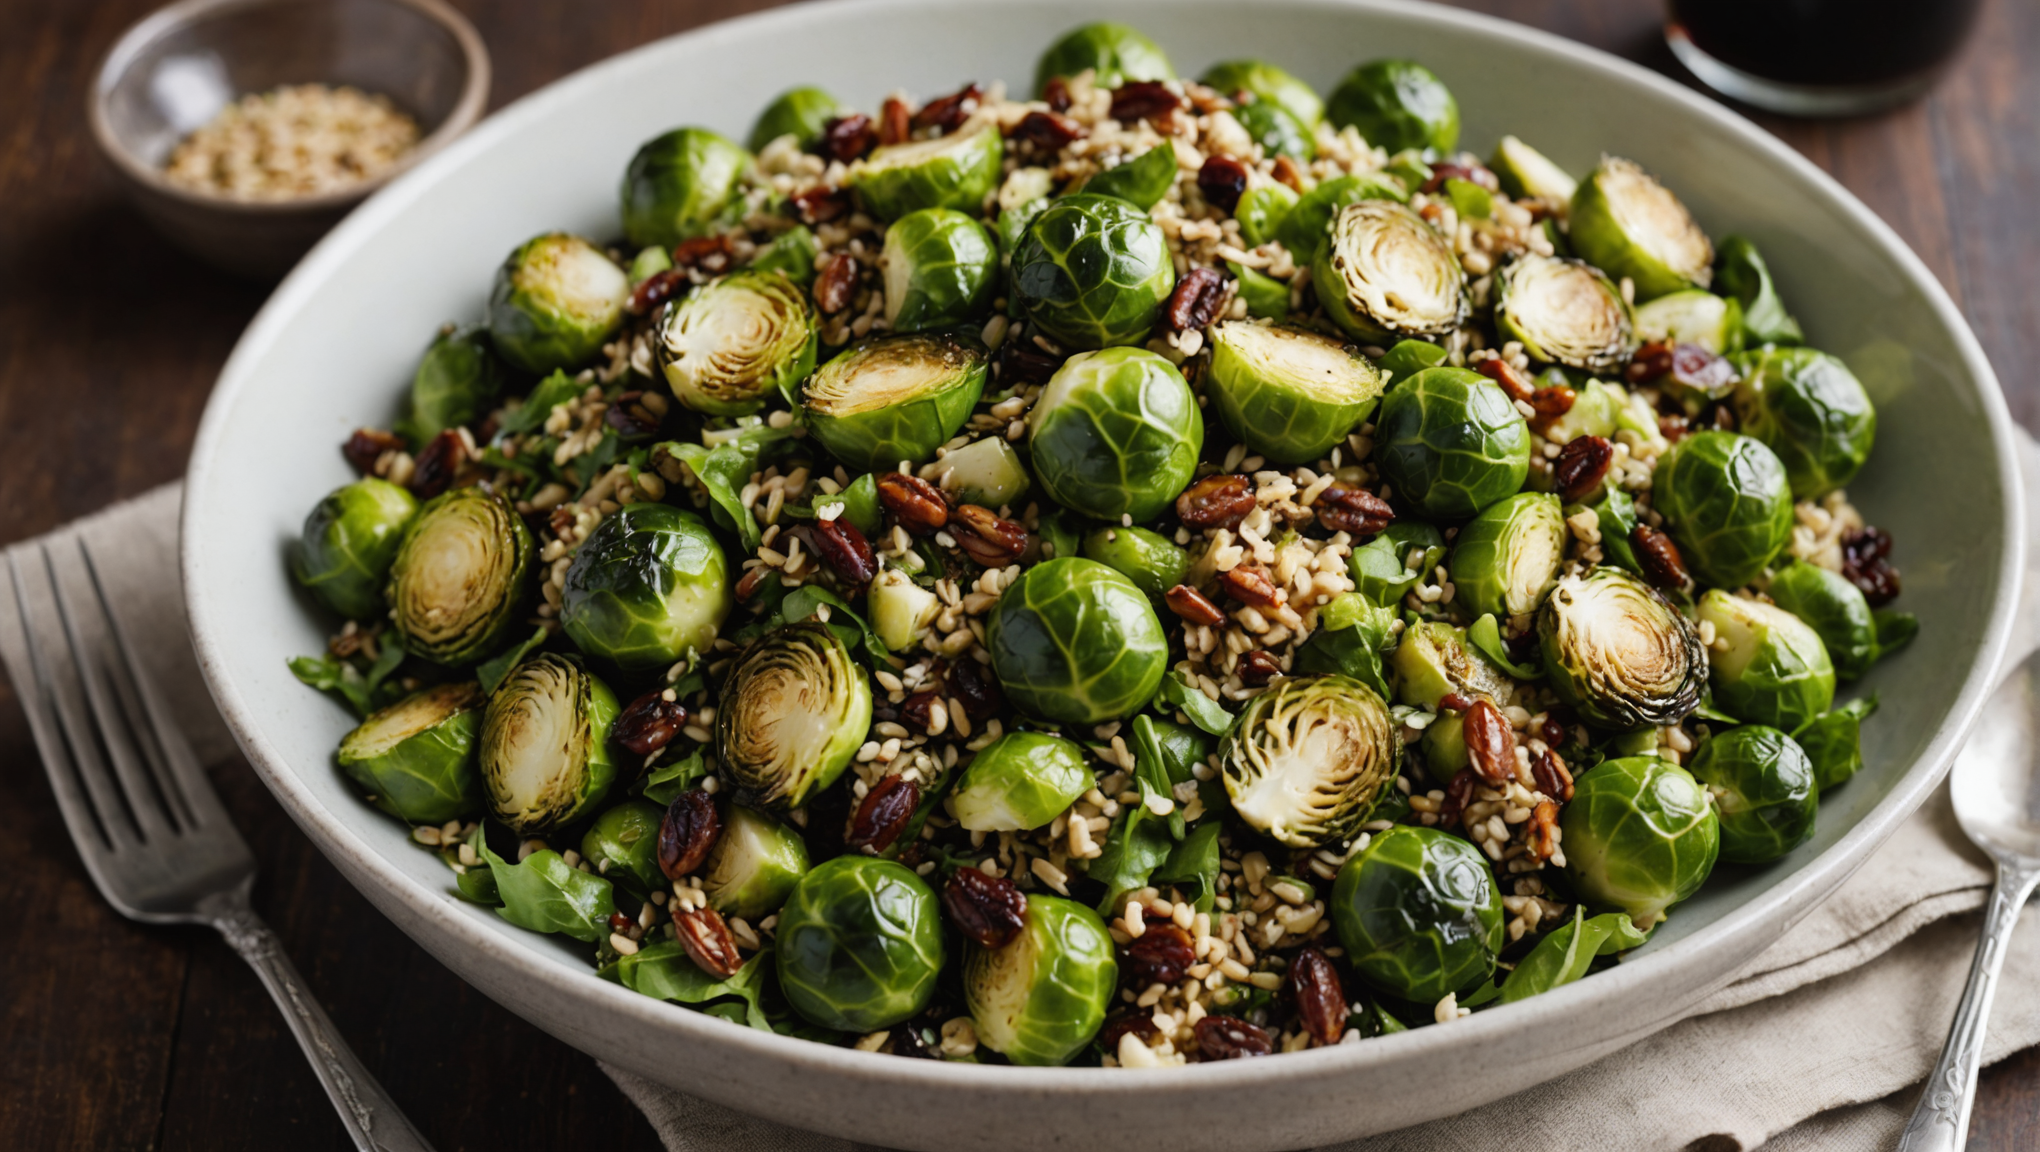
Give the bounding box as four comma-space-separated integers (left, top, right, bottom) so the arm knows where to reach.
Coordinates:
580, 799, 665, 894
986, 558, 1168, 725
337, 681, 483, 824
1034, 22, 1174, 94
1080, 525, 1188, 602
801, 331, 989, 471
1568, 157, 1714, 302
1234, 183, 1299, 249
1277, 174, 1410, 264
1390, 620, 1513, 710
487, 234, 630, 374
1651, 431, 1795, 590
294, 477, 418, 620
656, 269, 819, 416
851, 118, 1004, 221
1489, 135, 1577, 204
922, 435, 1031, 508
1561, 756, 1720, 929
1715, 236, 1803, 347
1767, 562, 1879, 680
1800, 698, 1875, 792
952, 731, 1094, 832
1231, 100, 1315, 162
1324, 59, 1459, 154
747, 86, 843, 153
1373, 367, 1531, 519
407, 323, 506, 443
965, 894, 1117, 1065
1012, 194, 1175, 350
559, 503, 732, 673
620, 127, 750, 249
1634, 289, 1743, 355
1688, 725, 1817, 864
1313, 201, 1469, 344
1538, 568, 1707, 731
1202, 60, 1323, 126
1494, 254, 1638, 373
1220, 675, 1400, 848
717, 622, 873, 809
1728, 347, 1877, 499
480, 654, 619, 833
1697, 590, 1836, 732
387, 488, 533, 666
776, 856, 945, 1033
1027, 347, 1202, 522
1206, 322, 1385, 465
1331, 825, 1503, 1003
881, 208, 999, 333
1449, 492, 1567, 622
702, 803, 809, 919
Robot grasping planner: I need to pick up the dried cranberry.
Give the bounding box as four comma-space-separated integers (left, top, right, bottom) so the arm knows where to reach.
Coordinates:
658, 791, 721, 881
613, 690, 687, 757
1196, 155, 1250, 214
847, 774, 919, 853
941, 867, 1027, 948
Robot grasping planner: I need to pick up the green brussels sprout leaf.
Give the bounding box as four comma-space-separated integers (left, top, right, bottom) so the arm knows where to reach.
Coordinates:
1568, 157, 1713, 303
747, 86, 843, 153
639, 746, 713, 807
1688, 724, 1817, 864
776, 857, 945, 1032
1082, 141, 1177, 210
614, 940, 773, 1032
620, 127, 750, 249
1153, 669, 1236, 737
1290, 592, 1398, 703
1233, 184, 1298, 249
1494, 254, 1637, 373
654, 424, 800, 551
1537, 567, 1705, 731
1201, 60, 1324, 127
1634, 289, 1744, 355
987, 558, 1169, 723
1497, 906, 1650, 1004
477, 834, 616, 943
1347, 520, 1446, 605
1729, 347, 1876, 500
1715, 236, 1803, 347
1391, 619, 1514, 712
580, 799, 667, 896
1377, 339, 1449, 384
1373, 367, 1530, 519
488, 233, 630, 374
480, 654, 620, 832
1796, 694, 1877, 792
657, 269, 819, 416
1012, 195, 1175, 350
1489, 135, 1577, 203
1592, 487, 1642, 573
1225, 260, 1290, 320
388, 488, 534, 666
751, 224, 820, 287
476, 625, 551, 696
852, 119, 1004, 221
1468, 614, 1539, 680
1444, 178, 1492, 220
1561, 756, 1719, 928
628, 245, 673, 284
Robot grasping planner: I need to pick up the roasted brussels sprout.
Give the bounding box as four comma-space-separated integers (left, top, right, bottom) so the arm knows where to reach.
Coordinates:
1537, 568, 1707, 731
717, 622, 874, 810
1634, 289, 1743, 355
580, 799, 665, 894
1688, 725, 1817, 864
986, 558, 1168, 724
620, 127, 750, 249
1205, 322, 1385, 465
1277, 174, 1409, 264
1489, 135, 1576, 203
1650, 431, 1795, 590
702, 804, 810, 919
1331, 825, 1503, 1003
851, 117, 1004, 221
868, 568, 941, 652
965, 894, 1117, 1065
559, 503, 732, 672
1561, 756, 1719, 928
407, 323, 506, 443
1767, 562, 1879, 680
1324, 60, 1459, 154
800, 330, 989, 471
952, 731, 1094, 832
1697, 590, 1836, 732
923, 436, 1031, 508
387, 487, 534, 666
1390, 620, 1513, 711
1568, 157, 1713, 302
1231, 100, 1315, 162
1027, 347, 1202, 522
1313, 200, 1469, 344
1449, 492, 1566, 621
1034, 22, 1174, 94
881, 208, 999, 333
1011, 195, 1175, 350
337, 681, 483, 823
487, 233, 630, 374
1800, 697, 1875, 792
1080, 525, 1189, 602
1201, 59, 1323, 127
1219, 675, 1400, 848
1728, 347, 1877, 499
1494, 254, 1637, 373
1373, 367, 1531, 519
294, 478, 418, 620
480, 654, 620, 833
1234, 184, 1299, 249
747, 86, 843, 152
776, 856, 945, 1032
656, 269, 819, 416
1715, 236, 1803, 347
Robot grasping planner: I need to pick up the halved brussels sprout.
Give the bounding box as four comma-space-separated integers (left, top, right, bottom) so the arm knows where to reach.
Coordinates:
1028, 347, 1202, 522
1231, 100, 1315, 162
1568, 157, 1714, 302
869, 568, 941, 652
295, 478, 418, 620
1715, 236, 1803, 347
620, 127, 750, 249
986, 558, 1168, 725
1201, 59, 1323, 127
851, 117, 1004, 221
387, 487, 534, 666
337, 681, 484, 823
407, 323, 506, 443
560, 503, 732, 672
923, 436, 1031, 508
800, 331, 989, 471
703, 803, 810, 919
1489, 135, 1577, 203
1688, 725, 1816, 865
882, 208, 999, 333
1331, 825, 1502, 1003
1080, 525, 1188, 602
951, 731, 1094, 832
480, 654, 619, 833
1728, 347, 1876, 500
1034, 22, 1174, 94
965, 894, 1117, 1066
1219, 674, 1400, 848
1650, 431, 1795, 590
1537, 567, 1706, 731
1313, 201, 1469, 344
1012, 194, 1175, 351
1561, 756, 1720, 928
1494, 254, 1637, 373
1373, 366, 1531, 519
656, 269, 819, 416
1324, 59, 1459, 154
1277, 174, 1410, 264
1634, 289, 1743, 355
776, 856, 945, 1032
717, 622, 874, 810
1696, 591, 1836, 732
487, 233, 630, 374
1390, 620, 1513, 711
1537, 378, 1623, 445
747, 86, 843, 153
1206, 322, 1385, 465
1449, 492, 1566, 621
580, 799, 665, 894
1767, 562, 1878, 681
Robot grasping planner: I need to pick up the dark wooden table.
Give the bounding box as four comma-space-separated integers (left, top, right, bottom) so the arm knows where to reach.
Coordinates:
1, 0, 2035, 1147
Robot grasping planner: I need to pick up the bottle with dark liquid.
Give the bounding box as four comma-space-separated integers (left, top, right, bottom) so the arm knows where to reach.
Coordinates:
1667, 0, 1986, 116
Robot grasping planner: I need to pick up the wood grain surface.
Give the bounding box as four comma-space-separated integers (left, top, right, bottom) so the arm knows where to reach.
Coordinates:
0, 0, 2033, 1148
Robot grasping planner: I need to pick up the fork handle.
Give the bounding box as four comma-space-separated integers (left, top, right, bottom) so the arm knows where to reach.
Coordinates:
210, 903, 437, 1152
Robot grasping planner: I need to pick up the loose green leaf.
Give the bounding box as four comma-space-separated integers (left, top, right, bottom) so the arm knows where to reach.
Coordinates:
452, 825, 503, 905
498, 370, 584, 437
286, 637, 408, 719
478, 835, 616, 943
1594, 911, 1653, 955
614, 941, 774, 1032
1152, 821, 1222, 913
1500, 906, 1604, 1003
1444, 178, 1493, 220
656, 426, 798, 551
1593, 487, 1641, 573
780, 584, 890, 664
1874, 610, 1919, 658
476, 625, 550, 695
1154, 669, 1235, 736
1225, 260, 1290, 320
1375, 339, 1448, 387
752, 225, 819, 286
1083, 142, 1176, 210
1468, 614, 1539, 679
1291, 593, 1398, 701
639, 746, 713, 806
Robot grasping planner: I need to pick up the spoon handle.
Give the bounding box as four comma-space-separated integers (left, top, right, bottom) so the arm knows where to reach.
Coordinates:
1897, 862, 2040, 1152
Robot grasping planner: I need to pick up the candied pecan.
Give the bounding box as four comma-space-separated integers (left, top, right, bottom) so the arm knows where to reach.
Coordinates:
1042, 75, 1073, 113
605, 390, 666, 441
1098, 1013, 1161, 1053
897, 690, 944, 734
819, 113, 877, 162
1110, 81, 1182, 123
1175, 473, 1255, 529
848, 773, 919, 853
1437, 691, 1474, 713
1631, 525, 1690, 590
1012, 110, 1086, 150
343, 427, 404, 475
809, 516, 879, 585
952, 504, 1029, 567
1627, 341, 1675, 383
1123, 922, 1196, 985
999, 338, 1064, 385
734, 565, 772, 602
791, 184, 851, 224
627, 267, 689, 315
1658, 413, 1691, 443
1288, 946, 1347, 1047
942, 867, 1027, 948
1315, 485, 1395, 537
1669, 343, 1736, 396
913, 82, 982, 133
946, 656, 1004, 718
658, 791, 721, 881
1421, 159, 1502, 193
674, 905, 743, 978
1554, 435, 1614, 503
1463, 698, 1514, 786
1841, 527, 1902, 606
1217, 565, 1281, 609
1270, 155, 1306, 193
1438, 767, 1479, 826
875, 471, 950, 535
1196, 155, 1251, 214
1529, 384, 1577, 425
1474, 356, 1535, 403
408, 429, 464, 499
614, 689, 687, 757
1195, 1015, 1273, 1060
1526, 801, 1561, 862
1532, 747, 1574, 803
1164, 584, 1226, 627
1238, 649, 1282, 685
813, 252, 858, 314
879, 97, 912, 145
1164, 267, 1229, 333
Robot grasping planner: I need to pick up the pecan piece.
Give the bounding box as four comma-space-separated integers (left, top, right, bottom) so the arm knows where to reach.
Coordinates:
1526, 800, 1562, 862
1462, 698, 1514, 786
913, 82, 982, 133
1195, 1015, 1273, 1060
674, 905, 744, 978
671, 234, 734, 272
878, 96, 912, 145
1110, 80, 1182, 123
1270, 155, 1306, 194
1217, 565, 1281, 609
1163, 266, 1229, 333
614, 689, 687, 757
1314, 485, 1395, 537
1438, 767, 1479, 826
791, 184, 851, 224
1012, 110, 1086, 150
813, 252, 858, 314
627, 267, 689, 315
408, 429, 464, 499
1532, 747, 1574, 803
1528, 383, 1577, 425
1840, 526, 1902, 606
818, 113, 877, 162
1164, 584, 1226, 627
809, 516, 879, 585
941, 867, 1027, 948
952, 504, 1029, 567
1196, 155, 1250, 214
1238, 649, 1282, 685
847, 773, 919, 853
1175, 473, 1255, 529
876, 471, 949, 534
1288, 946, 1347, 1047
1631, 525, 1690, 590
605, 390, 666, 441
946, 656, 1004, 719
1554, 435, 1614, 503
342, 427, 404, 476
1474, 356, 1536, 403
1042, 75, 1073, 113
658, 791, 722, 881
1123, 922, 1196, 985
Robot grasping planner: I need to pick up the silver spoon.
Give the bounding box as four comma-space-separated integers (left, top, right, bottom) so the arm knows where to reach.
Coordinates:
1898, 646, 2040, 1151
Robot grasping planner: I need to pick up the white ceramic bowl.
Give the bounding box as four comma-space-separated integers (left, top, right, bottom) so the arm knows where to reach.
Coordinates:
182, 1, 2021, 1147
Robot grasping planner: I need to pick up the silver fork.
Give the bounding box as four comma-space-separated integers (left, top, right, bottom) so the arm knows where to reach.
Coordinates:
0, 533, 433, 1152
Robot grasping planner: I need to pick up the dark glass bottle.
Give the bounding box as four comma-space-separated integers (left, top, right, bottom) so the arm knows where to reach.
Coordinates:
1667, 0, 1986, 115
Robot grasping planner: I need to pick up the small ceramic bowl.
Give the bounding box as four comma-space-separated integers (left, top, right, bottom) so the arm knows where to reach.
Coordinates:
88, 0, 489, 279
